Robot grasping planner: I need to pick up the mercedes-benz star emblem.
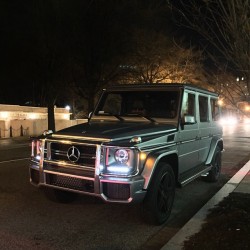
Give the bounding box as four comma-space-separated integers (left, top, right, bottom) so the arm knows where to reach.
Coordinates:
67, 146, 81, 163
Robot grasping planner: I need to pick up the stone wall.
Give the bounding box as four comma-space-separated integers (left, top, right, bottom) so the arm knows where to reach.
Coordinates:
0, 119, 87, 138
0, 104, 86, 138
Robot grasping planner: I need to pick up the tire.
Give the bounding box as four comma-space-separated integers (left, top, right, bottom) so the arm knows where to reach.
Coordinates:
43, 188, 78, 203
142, 163, 175, 225
204, 146, 222, 182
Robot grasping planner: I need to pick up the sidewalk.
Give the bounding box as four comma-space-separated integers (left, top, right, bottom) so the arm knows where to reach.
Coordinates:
161, 159, 250, 250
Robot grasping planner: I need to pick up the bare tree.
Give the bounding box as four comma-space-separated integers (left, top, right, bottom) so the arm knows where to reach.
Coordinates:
169, 0, 250, 94
214, 72, 247, 103
29, 0, 73, 132
119, 30, 207, 86
206, 64, 249, 118
65, 0, 134, 114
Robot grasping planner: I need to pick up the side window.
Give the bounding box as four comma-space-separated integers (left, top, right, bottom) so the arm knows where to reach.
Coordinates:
181, 92, 195, 117
211, 98, 220, 121
199, 95, 209, 122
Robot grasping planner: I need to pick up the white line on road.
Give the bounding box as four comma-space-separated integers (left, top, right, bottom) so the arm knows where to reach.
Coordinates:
0, 158, 30, 164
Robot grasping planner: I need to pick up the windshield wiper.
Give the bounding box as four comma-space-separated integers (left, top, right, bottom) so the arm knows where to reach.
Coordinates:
128, 113, 156, 123
97, 112, 124, 121
140, 115, 157, 123
112, 114, 124, 121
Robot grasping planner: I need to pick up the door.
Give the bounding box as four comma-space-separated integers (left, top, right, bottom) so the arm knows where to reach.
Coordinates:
178, 91, 199, 174
198, 95, 212, 164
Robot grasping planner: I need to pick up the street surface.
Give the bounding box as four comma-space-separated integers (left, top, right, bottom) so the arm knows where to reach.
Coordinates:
0, 124, 249, 250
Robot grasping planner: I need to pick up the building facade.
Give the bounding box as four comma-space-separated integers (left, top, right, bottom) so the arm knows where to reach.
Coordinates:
0, 104, 85, 138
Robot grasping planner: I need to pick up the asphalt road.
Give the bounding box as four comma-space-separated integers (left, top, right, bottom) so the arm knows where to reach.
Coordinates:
0, 124, 249, 250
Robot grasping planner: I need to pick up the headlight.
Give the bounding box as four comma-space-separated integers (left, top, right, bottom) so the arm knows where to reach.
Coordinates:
115, 149, 129, 164
100, 147, 138, 176
219, 116, 238, 125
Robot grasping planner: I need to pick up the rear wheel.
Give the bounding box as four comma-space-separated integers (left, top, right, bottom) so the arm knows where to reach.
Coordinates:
204, 146, 222, 182
142, 163, 175, 225
43, 188, 78, 203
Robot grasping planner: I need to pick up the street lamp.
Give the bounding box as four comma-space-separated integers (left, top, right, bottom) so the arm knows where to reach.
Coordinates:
65, 105, 71, 111
218, 99, 223, 106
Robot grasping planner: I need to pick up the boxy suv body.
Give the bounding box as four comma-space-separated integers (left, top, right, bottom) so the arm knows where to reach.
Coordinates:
29, 84, 223, 225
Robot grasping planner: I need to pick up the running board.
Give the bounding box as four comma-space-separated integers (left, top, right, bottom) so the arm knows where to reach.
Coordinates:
179, 166, 212, 187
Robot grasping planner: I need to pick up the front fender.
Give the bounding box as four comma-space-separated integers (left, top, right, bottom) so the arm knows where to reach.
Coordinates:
205, 137, 223, 165
141, 149, 178, 189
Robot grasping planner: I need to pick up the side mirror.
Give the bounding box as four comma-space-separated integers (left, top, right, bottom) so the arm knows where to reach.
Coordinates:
182, 115, 196, 125
43, 129, 53, 136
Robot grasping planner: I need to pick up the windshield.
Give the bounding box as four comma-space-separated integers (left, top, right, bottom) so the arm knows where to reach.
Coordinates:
92, 90, 181, 122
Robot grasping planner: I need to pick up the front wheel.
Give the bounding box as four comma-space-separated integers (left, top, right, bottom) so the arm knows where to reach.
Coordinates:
142, 163, 175, 225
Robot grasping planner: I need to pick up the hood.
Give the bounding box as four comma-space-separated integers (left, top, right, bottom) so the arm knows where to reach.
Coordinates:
53, 120, 177, 143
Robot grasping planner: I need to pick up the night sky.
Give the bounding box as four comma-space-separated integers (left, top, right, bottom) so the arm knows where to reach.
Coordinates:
0, 1, 200, 106
1, 2, 33, 105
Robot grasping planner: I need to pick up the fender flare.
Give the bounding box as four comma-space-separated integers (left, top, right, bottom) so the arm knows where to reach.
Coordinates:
141, 149, 178, 189
205, 137, 223, 165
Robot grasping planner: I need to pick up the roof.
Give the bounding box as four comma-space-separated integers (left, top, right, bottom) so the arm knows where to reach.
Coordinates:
105, 83, 218, 96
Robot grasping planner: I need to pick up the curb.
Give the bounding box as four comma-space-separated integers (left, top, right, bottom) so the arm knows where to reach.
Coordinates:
161, 159, 250, 250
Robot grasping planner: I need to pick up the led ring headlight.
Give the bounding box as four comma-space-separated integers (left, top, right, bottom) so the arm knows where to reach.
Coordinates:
115, 149, 129, 164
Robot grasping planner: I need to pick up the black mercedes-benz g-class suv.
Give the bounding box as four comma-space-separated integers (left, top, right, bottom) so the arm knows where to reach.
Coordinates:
29, 84, 223, 225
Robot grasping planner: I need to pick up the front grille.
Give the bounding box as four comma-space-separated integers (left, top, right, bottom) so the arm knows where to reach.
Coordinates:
103, 183, 130, 200
46, 173, 94, 193
50, 143, 96, 167
43, 141, 97, 178
45, 164, 95, 178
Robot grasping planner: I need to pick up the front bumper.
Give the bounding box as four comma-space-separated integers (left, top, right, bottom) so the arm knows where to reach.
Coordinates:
29, 162, 146, 203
